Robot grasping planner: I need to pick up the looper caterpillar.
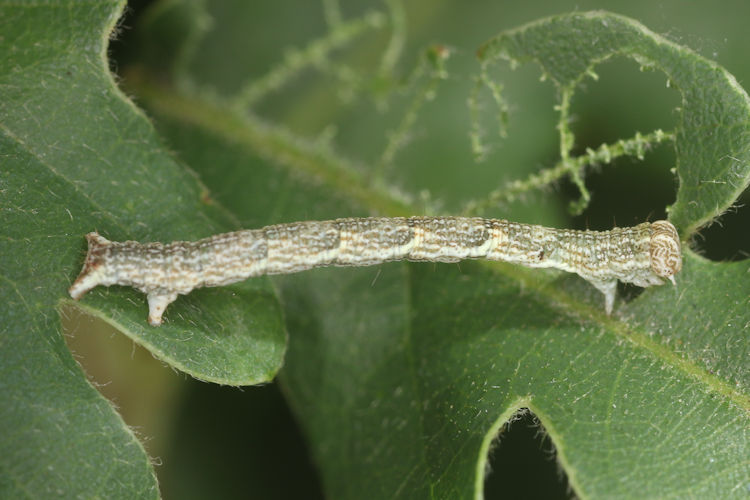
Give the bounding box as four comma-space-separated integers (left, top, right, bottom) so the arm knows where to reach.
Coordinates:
69, 217, 682, 325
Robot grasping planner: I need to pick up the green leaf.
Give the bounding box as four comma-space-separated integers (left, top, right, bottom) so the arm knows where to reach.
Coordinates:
5, 2, 748, 499
0, 0, 284, 496
476, 11, 750, 233
128, 7, 746, 498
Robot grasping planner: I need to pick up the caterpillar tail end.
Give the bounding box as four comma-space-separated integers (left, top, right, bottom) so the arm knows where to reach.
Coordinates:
69, 232, 112, 300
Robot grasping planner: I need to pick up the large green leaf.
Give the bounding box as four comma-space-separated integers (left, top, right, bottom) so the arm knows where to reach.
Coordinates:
115, 7, 749, 499
0, 1, 284, 497
131, 7, 747, 499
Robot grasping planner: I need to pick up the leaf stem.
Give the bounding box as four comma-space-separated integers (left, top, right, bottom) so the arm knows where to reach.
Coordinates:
231, 11, 386, 110
372, 45, 450, 182
463, 129, 674, 215
378, 0, 407, 79
468, 63, 511, 161
322, 0, 342, 28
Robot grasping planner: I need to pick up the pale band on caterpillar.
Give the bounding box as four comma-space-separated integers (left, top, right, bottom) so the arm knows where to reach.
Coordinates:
68, 217, 682, 326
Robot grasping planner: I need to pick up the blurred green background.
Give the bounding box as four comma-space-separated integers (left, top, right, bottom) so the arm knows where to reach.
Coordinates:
65, 0, 748, 498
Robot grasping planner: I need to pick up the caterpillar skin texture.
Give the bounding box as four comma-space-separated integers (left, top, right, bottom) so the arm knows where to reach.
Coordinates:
69, 217, 682, 326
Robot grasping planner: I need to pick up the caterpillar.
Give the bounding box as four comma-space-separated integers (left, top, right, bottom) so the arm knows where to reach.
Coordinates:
69, 217, 682, 325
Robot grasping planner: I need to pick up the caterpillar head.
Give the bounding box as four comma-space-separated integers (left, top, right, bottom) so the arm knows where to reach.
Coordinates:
649, 220, 682, 284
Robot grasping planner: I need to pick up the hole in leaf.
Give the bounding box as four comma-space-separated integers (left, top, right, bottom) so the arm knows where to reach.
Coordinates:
563, 145, 675, 230
61, 307, 183, 461
108, 0, 176, 77
553, 55, 748, 260
691, 189, 750, 261
571, 57, 678, 150
560, 57, 680, 229
483, 408, 572, 499
158, 380, 325, 500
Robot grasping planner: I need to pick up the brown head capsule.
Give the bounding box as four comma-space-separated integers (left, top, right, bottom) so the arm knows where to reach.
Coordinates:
648, 220, 682, 285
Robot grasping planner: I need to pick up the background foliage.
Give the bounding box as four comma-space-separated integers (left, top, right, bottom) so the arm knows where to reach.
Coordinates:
2, 0, 748, 498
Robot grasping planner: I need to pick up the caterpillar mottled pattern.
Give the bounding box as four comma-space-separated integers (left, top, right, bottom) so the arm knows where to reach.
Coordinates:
69, 217, 682, 325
